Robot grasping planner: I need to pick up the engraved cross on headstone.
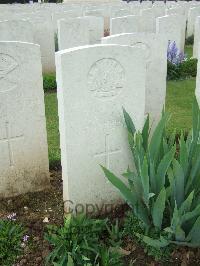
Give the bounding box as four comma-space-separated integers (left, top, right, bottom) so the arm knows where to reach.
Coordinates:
94, 134, 121, 168
0, 121, 23, 166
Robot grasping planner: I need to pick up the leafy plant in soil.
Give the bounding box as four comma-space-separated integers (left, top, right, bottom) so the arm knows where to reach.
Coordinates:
102, 97, 200, 249
123, 212, 173, 262
0, 213, 27, 266
43, 73, 57, 92
45, 214, 124, 265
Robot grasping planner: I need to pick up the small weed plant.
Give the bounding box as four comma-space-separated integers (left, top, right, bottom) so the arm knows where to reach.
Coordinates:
43, 74, 57, 92
185, 35, 194, 45
0, 213, 28, 266
45, 214, 124, 265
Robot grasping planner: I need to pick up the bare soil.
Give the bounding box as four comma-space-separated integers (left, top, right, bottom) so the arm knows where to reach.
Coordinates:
1, 169, 200, 266
0, 170, 63, 266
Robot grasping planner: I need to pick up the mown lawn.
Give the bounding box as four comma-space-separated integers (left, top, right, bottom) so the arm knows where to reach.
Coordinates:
44, 93, 60, 167
166, 78, 195, 134
45, 78, 196, 166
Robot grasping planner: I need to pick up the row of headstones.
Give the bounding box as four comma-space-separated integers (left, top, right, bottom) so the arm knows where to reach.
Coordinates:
0, 39, 165, 208
58, 3, 200, 59
1, 1, 200, 74
1, 1, 200, 210
0, 14, 104, 73
0, 1, 198, 28
58, 13, 185, 52
2, 37, 200, 210
0, 2, 132, 73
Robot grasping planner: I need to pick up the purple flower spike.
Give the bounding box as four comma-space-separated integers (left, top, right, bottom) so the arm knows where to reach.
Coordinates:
167, 41, 186, 65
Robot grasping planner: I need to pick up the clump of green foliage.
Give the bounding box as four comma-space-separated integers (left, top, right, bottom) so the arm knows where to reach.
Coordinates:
43, 74, 57, 93
185, 35, 194, 45
123, 212, 173, 261
0, 216, 26, 266
45, 214, 124, 266
167, 58, 197, 80
102, 97, 200, 250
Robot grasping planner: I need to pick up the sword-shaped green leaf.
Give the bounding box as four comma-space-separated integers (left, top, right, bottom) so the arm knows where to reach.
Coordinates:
123, 107, 136, 136
186, 216, 200, 244
175, 225, 185, 242
181, 204, 200, 224
101, 166, 137, 207
179, 133, 188, 178
156, 145, 176, 193
179, 191, 194, 215
152, 188, 166, 229
186, 144, 200, 194
149, 160, 156, 193
142, 114, 149, 151
135, 201, 151, 227
173, 159, 185, 208
141, 156, 149, 207
149, 113, 170, 165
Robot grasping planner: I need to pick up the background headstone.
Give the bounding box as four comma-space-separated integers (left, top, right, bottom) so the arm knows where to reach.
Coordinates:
83, 16, 104, 44
156, 14, 186, 52
28, 16, 55, 73
110, 15, 141, 35
193, 16, 200, 58
0, 19, 34, 43
102, 33, 168, 128
58, 18, 89, 50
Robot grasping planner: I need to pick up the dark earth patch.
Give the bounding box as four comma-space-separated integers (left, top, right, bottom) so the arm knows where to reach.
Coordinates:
1, 170, 200, 266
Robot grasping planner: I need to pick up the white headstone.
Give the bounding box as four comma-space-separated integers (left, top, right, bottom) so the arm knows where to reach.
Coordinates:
0, 41, 49, 197
130, 4, 142, 16
102, 33, 167, 128
194, 16, 200, 58
28, 16, 55, 74
112, 8, 132, 18
110, 15, 141, 35
141, 2, 152, 9
0, 19, 34, 43
52, 11, 80, 32
84, 9, 109, 32
140, 8, 156, 33
83, 16, 104, 44
152, 6, 166, 18
166, 6, 186, 18
156, 14, 186, 52
187, 6, 200, 37
58, 18, 89, 50
56, 44, 146, 211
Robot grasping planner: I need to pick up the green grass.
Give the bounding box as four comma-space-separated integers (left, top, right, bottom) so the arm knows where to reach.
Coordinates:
44, 93, 60, 168
44, 78, 196, 166
43, 74, 57, 93
185, 45, 193, 59
166, 78, 195, 134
